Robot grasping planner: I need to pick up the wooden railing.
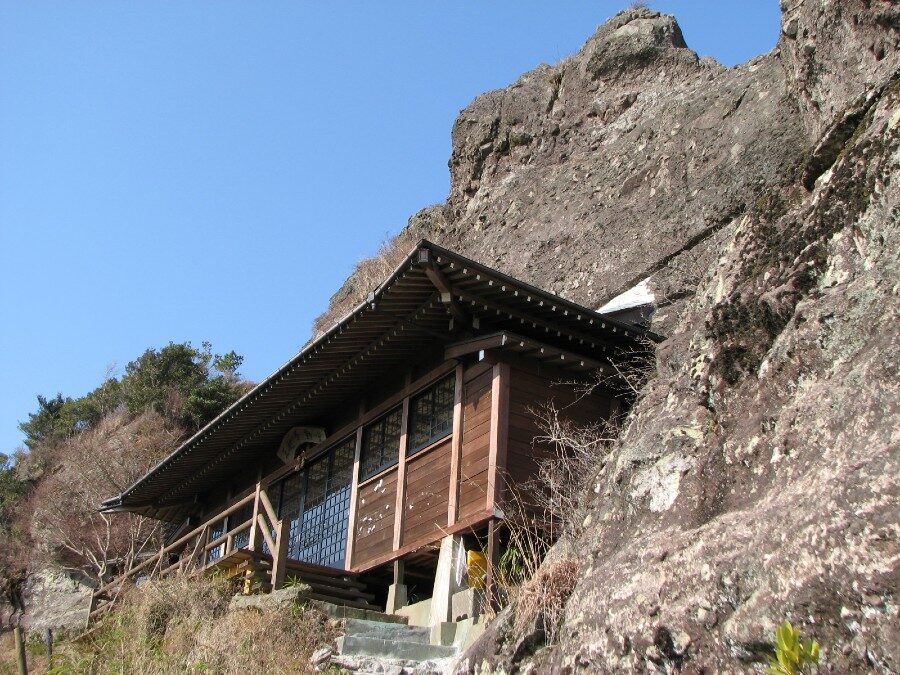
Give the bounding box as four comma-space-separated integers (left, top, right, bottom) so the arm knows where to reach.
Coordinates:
86, 481, 289, 625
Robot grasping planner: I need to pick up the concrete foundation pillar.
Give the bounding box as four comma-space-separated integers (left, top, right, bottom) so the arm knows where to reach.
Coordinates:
386, 583, 408, 613
386, 559, 407, 614
429, 534, 466, 626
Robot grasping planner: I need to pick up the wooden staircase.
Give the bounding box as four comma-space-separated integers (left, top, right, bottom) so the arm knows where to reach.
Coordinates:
209, 549, 380, 610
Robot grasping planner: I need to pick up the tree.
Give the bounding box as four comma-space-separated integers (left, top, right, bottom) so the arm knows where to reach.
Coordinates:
18, 394, 76, 450
12, 340, 250, 586
121, 342, 246, 430
28, 411, 179, 584
18, 341, 247, 452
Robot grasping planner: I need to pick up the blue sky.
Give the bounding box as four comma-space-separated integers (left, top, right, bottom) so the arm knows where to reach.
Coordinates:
0, 2, 781, 453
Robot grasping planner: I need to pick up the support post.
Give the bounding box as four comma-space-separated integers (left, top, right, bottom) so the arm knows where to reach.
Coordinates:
447, 364, 464, 527
392, 375, 412, 551
385, 559, 408, 614
248, 470, 263, 552
14, 625, 26, 675
270, 518, 289, 590
154, 539, 166, 575
198, 525, 210, 568
486, 361, 510, 510
345, 402, 366, 571
485, 518, 500, 612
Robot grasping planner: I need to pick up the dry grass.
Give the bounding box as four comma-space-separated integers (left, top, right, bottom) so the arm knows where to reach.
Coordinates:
513, 558, 581, 645
311, 232, 416, 339
48, 576, 336, 674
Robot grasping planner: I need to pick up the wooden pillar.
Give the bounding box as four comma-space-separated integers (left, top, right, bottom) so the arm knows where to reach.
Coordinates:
486, 361, 510, 510
248, 469, 263, 552
485, 518, 500, 612
14, 625, 26, 675
345, 402, 366, 571
155, 539, 166, 575
393, 559, 405, 586
199, 525, 210, 568
447, 364, 464, 527
392, 375, 412, 551
270, 518, 289, 590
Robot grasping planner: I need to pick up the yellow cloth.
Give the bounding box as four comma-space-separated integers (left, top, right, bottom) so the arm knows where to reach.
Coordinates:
467, 550, 487, 589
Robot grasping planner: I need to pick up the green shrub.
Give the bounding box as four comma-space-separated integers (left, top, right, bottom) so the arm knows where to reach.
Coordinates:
767, 620, 820, 675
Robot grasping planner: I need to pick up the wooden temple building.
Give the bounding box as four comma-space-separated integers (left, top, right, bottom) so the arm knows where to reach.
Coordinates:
96, 240, 654, 630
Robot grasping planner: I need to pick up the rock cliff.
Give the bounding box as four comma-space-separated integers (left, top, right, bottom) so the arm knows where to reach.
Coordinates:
319, 1, 898, 672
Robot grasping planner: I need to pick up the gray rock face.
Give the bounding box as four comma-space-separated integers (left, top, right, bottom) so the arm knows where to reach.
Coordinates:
20, 568, 92, 633
450, 1, 899, 673
326, 6, 811, 338
227, 583, 310, 612
314, 1, 899, 673
539, 83, 899, 673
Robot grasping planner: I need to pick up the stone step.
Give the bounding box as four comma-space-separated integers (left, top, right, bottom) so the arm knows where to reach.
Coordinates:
342, 618, 431, 644
312, 600, 409, 625
330, 653, 452, 674
307, 592, 380, 611
336, 635, 457, 662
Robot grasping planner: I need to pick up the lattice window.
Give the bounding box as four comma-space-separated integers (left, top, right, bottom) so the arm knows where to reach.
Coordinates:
360, 406, 402, 479
205, 518, 226, 564
278, 472, 304, 559
275, 436, 355, 568
409, 374, 455, 453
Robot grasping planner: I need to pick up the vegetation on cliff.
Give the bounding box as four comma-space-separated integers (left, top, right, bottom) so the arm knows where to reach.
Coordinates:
1, 341, 251, 616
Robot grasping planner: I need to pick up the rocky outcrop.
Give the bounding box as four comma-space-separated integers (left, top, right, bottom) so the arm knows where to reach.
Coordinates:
454, 2, 899, 674
20, 568, 92, 633
314, 1, 898, 672
423, 7, 803, 324
536, 76, 898, 675
325, 6, 813, 337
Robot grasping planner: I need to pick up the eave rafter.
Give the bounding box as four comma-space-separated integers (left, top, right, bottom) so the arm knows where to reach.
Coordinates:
155, 292, 442, 505
419, 249, 476, 333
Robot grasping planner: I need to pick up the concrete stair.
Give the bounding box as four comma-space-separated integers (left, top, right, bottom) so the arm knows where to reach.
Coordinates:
341, 618, 432, 642
316, 602, 457, 674
337, 634, 456, 661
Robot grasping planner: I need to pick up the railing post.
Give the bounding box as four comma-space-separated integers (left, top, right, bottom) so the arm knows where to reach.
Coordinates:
14, 625, 27, 675
84, 593, 96, 629
270, 518, 289, 590
198, 525, 210, 569
248, 471, 263, 552
154, 540, 166, 576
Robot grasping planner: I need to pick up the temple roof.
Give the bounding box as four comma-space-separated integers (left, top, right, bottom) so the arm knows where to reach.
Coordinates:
101, 240, 657, 520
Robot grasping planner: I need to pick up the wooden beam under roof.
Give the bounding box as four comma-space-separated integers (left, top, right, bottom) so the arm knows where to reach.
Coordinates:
444, 331, 609, 373
420, 249, 472, 331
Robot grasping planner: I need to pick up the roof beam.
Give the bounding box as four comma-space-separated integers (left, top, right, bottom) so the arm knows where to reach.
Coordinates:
454, 289, 619, 352
422, 260, 471, 330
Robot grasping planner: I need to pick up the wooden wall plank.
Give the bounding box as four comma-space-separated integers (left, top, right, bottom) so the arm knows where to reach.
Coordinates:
458, 360, 493, 523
